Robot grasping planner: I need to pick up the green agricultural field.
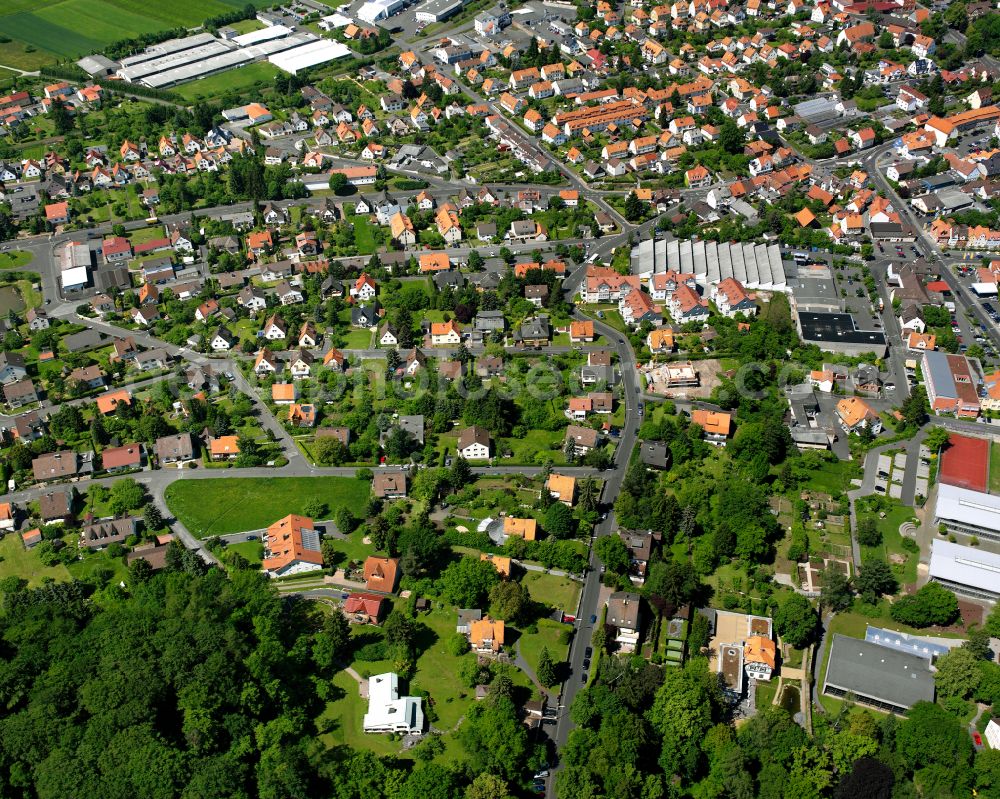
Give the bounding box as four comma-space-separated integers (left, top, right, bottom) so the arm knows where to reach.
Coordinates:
0, 0, 243, 58
165, 476, 371, 538
173, 61, 282, 102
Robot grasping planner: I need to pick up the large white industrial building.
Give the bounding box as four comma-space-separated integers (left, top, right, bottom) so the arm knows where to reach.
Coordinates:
268, 40, 351, 75
106, 27, 352, 89
358, 0, 406, 23
928, 538, 1000, 602
934, 482, 1000, 544
632, 237, 789, 291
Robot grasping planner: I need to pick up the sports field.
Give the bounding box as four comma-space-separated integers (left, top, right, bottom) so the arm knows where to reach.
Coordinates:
0, 0, 247, 58
939, 432, 989, 493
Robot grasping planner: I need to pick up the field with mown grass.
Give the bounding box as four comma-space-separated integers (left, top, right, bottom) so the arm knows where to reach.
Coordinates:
165, 476, 371, 538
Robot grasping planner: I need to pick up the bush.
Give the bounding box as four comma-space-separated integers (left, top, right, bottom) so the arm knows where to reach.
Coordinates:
889, 582, 959, 628
354, 641, 388, 661
901, 537, 919, 553
447, 632, 469, 657
856, 516, 882, 547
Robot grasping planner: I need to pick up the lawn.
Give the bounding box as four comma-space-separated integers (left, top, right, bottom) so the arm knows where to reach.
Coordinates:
226, 18, 265, 34
859, 502, 919, 586
318, 670, 404, 757
0, 534, 70, 587
518, 617, 570, 678
755, 679, 778, 709
410, 607, 483, 729
0, 250, 33, 270
990, 441, 1000, 494
498, 428, 565, 466
226, 539, 263, 565
66, 545, 129, 585
349, 214, 381, 255
801, 458, 859, 496
324, 531, 378, 565
173, 61, 282, 102
164, 476, 371, 537
520, 570, 581, 616
342, 329, 374, 349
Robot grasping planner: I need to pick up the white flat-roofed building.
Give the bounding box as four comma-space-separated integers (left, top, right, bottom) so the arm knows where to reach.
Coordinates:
986, 717, 1000, 750
358, 0, 406, 22
928, 538, 1000, 601
232, 24, 293, 47
62, 265, 89, 293
319, 12, 352, 29
363, 673, 424, 734
268, 40, 351, 74
934, 482, 1000, 545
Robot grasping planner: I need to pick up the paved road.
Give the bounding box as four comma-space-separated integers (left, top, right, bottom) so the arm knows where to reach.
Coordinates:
549, 293, 642, 763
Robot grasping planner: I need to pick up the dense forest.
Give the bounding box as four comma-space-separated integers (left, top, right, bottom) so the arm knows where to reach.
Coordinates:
560, 656, 1000, 799
0, 562, 545, 799
1, 545, 1000, 798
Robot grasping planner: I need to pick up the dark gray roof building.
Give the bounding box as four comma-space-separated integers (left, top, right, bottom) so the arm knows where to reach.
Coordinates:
823, 634, 935, 714
639, 440, 670, 469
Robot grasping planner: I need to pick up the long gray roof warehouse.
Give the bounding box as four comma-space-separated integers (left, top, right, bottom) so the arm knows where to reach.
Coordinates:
823, 634, 935, 714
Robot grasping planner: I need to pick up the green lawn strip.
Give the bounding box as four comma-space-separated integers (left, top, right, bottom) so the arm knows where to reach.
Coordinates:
349, 214, 380, 254
0, 250, 33, 270
164, 476, 370, 537
0, 534, 71, 586
990, 441, 1000, 494
342, 329, 374, 349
